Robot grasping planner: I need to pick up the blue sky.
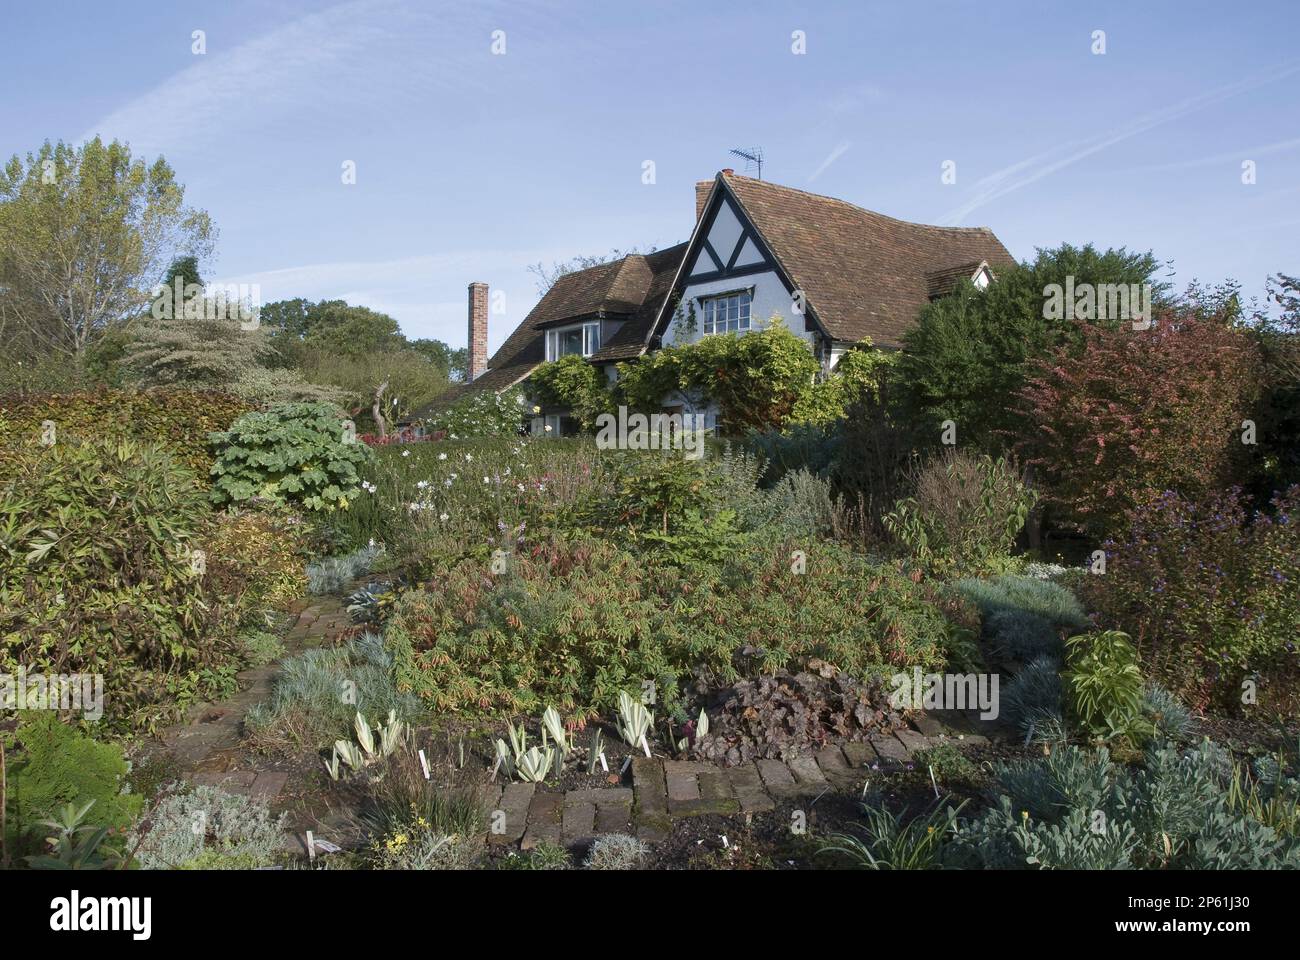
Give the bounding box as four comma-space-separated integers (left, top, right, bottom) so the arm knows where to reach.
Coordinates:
3, 0, 1297, 353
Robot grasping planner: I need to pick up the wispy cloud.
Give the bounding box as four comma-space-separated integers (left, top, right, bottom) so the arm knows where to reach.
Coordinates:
938, 62, 1300, 225
809, 141, 851, 182
78, 0, 505, 158
1128, 136, 1300, 173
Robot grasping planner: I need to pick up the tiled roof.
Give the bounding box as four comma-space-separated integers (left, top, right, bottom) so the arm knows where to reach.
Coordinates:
408, 244, 687, 419
924, 259, 991, 300
716, 173, 1016, 347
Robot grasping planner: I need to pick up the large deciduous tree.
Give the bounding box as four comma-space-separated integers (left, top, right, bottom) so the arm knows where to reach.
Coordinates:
0, 138, 213, 360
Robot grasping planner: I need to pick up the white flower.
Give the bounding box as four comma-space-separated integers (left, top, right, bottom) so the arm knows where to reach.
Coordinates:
544, 424, 552, 432
416, 480, 429, 490
465, 453, 473, 462
438, 452, 447, 460
483, 476, 490, 484
439, 512, 449, 522
517, 483, 525, 492
402, 450, 410, 457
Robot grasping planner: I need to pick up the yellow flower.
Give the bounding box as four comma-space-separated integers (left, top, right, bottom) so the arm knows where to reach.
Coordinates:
1021, 810, 1029, 820
532, 405, 541, 414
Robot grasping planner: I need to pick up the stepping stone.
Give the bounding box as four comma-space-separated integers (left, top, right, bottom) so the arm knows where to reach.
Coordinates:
870, 734, 910, 764
594, 791, 633, 834
787, 755, 830, 794
488, 782, 534, 846
841, 741, 877, 769
521, 791, 563, 850
755, 759, 799, 799
725, 763, 775, 814
191, 770, 256, 794
632, 758, 670, 841
666, 772, 700, 803
814, 746, 860, 790
561, 796, 596, 846
912, 713, 948, 739
249, 771, 289, 801
894, 728, 932, 754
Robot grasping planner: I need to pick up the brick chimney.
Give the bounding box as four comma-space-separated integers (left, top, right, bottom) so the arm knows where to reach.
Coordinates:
467, 282, 488, 381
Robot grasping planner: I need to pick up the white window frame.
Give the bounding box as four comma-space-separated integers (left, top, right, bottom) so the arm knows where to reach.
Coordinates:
546, 321, 601, 361
699, 291, 752, 335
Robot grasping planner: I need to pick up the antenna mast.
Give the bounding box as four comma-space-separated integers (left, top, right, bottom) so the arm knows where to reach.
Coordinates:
729, 147, 764, 180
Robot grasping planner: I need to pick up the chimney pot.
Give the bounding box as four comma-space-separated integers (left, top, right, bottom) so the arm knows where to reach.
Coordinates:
468, 282, 488, 382
721, 168, 734, 176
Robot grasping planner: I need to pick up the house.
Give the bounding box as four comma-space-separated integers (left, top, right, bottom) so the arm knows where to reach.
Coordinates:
413, 169, 1014, 435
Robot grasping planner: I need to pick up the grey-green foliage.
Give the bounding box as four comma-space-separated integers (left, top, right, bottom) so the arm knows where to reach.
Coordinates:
952, 575, 1090, 631
716, 444, 835, 538
584, 833, 650, 870
1143, 683, 1196, 741
1003, 656, 1063, 736
985, 609, 1060, 662
307, 543, 383, 595
246, 632, 418, 745
378, 832, 480, 870
947, 740, 1300, 870
134, 785, 286, 870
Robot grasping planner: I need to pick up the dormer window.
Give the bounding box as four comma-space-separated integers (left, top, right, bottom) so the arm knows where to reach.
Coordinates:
700, 291, 752, 335
545, 321, 601, 360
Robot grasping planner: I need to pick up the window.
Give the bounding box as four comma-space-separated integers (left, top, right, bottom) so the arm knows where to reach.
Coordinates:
700, 291, 752, 335
546, 321, 601, 360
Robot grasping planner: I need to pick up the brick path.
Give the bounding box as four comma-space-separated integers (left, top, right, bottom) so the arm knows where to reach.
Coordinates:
484, 712, 995, 847
154, 593, 356, 801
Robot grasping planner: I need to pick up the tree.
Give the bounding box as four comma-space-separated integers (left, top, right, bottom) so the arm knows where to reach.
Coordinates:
1014, 307, 1260, 537
897, 244, 1166, 451
0, 138, 213, 360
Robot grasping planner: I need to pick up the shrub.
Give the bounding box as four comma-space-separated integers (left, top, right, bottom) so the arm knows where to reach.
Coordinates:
528, 355, 613, 431
946, 740, 1300, 869
386, 536, 954, 723
1002, 657, 1064, 736
2, 713, 143, 857
898, 243, 1165, 451
951, 574, 1089, 631
584, 833, 650, 870
423, 385, 526, 439
203, 506, 310, 614
1062, 630, 1150, 742
616, 321, 819, 433
1079, 486, 1300, 708
884, 452, 1035, 576
0, 388, 250, 481
209, 401, 374, 512
0, 437, 235, 730
985, 609, 1061, 662
133, 785, 287, 870
742, 467, 837, 540
1144, 684, 1196, 742
1016, 311, 1260, 537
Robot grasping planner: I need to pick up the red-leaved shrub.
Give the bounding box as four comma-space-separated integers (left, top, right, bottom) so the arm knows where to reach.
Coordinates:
1015, 312, 1260, 537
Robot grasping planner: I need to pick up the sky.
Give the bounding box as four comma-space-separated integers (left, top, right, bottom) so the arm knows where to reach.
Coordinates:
3, 0, 1297, 354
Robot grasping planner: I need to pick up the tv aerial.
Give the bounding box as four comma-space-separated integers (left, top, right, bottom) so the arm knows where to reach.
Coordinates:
729, 147, 764, 180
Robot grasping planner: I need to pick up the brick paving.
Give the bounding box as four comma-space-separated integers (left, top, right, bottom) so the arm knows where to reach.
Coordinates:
486, 712, 997, 848
155, 593, 356, 803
